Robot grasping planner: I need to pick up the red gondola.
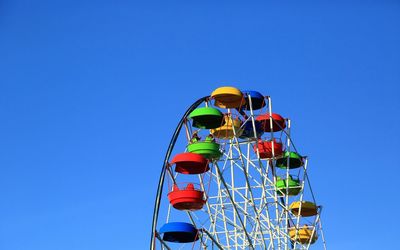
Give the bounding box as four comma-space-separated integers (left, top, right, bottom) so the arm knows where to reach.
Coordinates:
168, 183, 206, 211
256, 113, 286, 132
253, 139, 283, 158
170, 152, 210, 174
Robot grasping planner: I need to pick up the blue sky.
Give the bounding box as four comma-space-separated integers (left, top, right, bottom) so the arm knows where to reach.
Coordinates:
1, 0, 399, 249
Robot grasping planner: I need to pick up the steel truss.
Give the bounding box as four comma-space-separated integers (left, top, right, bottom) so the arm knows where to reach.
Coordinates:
151, 95, 326, 250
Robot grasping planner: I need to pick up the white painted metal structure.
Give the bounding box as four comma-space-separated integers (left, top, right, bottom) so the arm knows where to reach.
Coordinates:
151, 94, 327, 249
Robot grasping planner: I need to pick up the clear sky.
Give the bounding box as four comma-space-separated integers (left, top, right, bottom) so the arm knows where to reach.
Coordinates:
1, 0, 399, 249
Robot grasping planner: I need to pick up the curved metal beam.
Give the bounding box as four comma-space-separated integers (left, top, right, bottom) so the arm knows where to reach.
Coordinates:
150, 96, 209, 250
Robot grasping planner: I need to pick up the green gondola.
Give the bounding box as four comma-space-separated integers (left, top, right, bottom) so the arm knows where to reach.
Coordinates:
276, 151, 304, 169
189, 107, 224, 129
276, 176, 302, 196
187, 141, 222, 160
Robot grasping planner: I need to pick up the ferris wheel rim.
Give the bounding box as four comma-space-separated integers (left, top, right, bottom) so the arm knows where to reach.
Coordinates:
150, 96, 209, 250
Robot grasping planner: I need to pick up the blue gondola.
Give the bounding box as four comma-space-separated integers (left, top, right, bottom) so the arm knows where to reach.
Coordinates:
240, 120, 264, 139
159, 222, 199, 243
242, 90, 266, 110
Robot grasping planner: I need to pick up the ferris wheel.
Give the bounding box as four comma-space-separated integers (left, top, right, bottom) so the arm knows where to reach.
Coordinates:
150, 86, 327, 250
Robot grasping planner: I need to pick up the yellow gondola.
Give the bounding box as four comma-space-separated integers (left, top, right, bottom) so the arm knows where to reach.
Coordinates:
210, 86, 244, 108
210, 115, 243, 139
289, 201, 318, 217
289, 225, 318, 244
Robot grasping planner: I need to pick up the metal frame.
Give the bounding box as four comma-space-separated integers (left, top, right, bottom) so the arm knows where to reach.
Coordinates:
150, 94, 326, 250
